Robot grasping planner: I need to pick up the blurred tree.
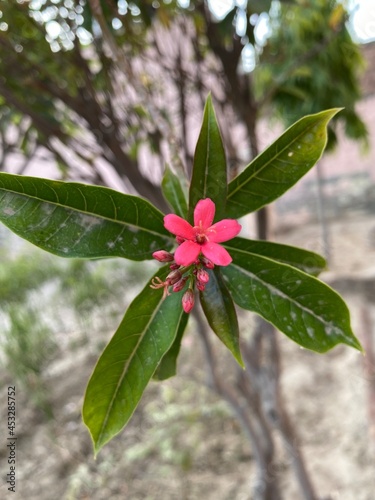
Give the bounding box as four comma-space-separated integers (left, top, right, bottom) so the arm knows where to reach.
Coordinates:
254, 0, 368, 150
0, 1, 367, 208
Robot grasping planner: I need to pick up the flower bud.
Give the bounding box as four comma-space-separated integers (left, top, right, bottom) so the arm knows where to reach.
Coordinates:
176, 236, 185, 245
166, 270, 182, 286
152, 250, 174, 262
169, 263, 180, 270
201, 257, 215, 269
182, 289, 194, 313
197, 269, 210, 284
172, 276, 188, 292
196, 280, 206, 292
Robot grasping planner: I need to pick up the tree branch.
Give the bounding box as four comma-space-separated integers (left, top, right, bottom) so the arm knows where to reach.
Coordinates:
194, 308, 282, 500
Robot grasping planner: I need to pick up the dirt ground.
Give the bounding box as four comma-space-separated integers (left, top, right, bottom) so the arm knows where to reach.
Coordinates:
0, 210, 375, 500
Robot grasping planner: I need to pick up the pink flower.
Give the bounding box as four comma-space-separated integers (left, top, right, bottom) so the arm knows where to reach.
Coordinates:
164, 198, 241, 266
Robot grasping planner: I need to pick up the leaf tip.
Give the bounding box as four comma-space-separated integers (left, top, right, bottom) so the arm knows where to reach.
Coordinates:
335, 329, 363, 354
93, 441, 103, 459
349, 336, 364, 354
328, 107, 344, 119
235, 350, 245, 369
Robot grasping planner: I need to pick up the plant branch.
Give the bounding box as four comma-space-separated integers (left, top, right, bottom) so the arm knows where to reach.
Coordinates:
194, 308, 282, 500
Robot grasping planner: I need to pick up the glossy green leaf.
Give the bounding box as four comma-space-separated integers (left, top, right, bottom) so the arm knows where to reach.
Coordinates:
153, 310, 189, 381
225, 109, 341, 219
200, 268, 243, 366
161, 165, 188, 218
0, 173, 173, 260
222, 250, 362, 353
189, 94, 227, 222
83, 266, 186, 454
223, 237, 326, 276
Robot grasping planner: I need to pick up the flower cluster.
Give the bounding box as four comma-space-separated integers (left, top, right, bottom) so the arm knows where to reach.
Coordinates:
150, 198, 241, 313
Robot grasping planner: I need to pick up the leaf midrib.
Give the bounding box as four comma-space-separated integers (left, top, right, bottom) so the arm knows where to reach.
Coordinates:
0, 187, 172, 241
202, 106, 211, 199
223, 241, 324, 274
169, 180, 186, 218
228, 254, 345, 334
95, 296, 165, 447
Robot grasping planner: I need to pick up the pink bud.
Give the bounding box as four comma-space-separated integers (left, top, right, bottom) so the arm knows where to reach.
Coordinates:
166, 270, 182, 286
176, 236, 185, 245
172, 276, 188, 292
152, 250, 174, 262
201, 257, 215, 269
196, 280, 206, 292
197, 269, 210, 284
169, 263, 180, 270
182, 289, 194, 313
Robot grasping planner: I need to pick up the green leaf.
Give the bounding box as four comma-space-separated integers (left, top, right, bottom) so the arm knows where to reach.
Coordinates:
161, 165, 188, 218
189, 94, 227, 223
153, 311, 189, 381
225, 109, 341, 219
200, 268, 243, 366
0, 173, 173, 260
223, 237, 326, 276
83, 266, 186, 454
221, 250, 362, 353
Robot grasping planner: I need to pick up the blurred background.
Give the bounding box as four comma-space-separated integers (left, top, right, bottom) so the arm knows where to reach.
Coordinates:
0, 1, 374, 499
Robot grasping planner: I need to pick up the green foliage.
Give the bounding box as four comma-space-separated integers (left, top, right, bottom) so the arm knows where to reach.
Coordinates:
223, 237, 326, 276
0, 250, 59, 303
1, 304, 57, 416
225, 109, 340, 218
0, 96, 363, 453
83, 266, 187, 454
162, 165, 188, 219
188, 95, 227, 223
200, 268, 243, 366
255, 0, 368, 149
0, 174, 173, 260
153, 312, 189, 381
221, 250, 361, 353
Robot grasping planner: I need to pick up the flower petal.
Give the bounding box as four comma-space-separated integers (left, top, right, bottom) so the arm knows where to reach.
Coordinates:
201, 242, 232, 266
207, 220, 242, 243
194, 198, 215, 229
164, 214, 195, 240
174, 240, 201, 266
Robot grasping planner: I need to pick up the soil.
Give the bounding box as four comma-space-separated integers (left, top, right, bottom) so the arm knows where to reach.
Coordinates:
1, 211, 375, 500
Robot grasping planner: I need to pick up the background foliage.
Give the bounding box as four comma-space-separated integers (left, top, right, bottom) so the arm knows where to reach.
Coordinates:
0, 0, 367, 205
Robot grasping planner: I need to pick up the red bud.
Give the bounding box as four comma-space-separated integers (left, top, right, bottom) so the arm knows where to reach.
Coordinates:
197, 269, 210, 284
182, 289, 194, 313
196, 280, 206, 292
166, 270, 182, 286
172, 276, 188, 292
152, 250, 174, 262
201, 257, 215, 269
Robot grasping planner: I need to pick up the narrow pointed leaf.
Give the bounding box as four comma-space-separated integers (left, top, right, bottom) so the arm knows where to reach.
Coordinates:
189, 94, 227, 222
225, 109, 341, 219
200, 268, 243, 366
223, 237, 326, 276
222, 250, 362, 353
153, 310, 189, 381
83, 266, 186, 454
0, 173, 173, 260
161, 165, 188, 218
